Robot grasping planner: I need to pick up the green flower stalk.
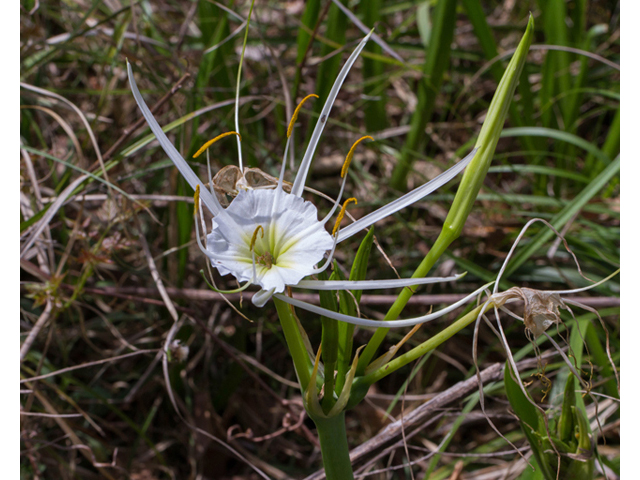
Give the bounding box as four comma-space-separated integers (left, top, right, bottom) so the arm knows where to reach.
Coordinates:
358, 15, 535, 373
444, 14, 535, 239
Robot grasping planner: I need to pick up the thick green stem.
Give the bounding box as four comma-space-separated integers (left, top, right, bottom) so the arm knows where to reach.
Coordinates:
312, 412, 354, 480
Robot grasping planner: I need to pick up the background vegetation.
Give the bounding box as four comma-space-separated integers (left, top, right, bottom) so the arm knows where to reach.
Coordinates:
20, 1, 619, 478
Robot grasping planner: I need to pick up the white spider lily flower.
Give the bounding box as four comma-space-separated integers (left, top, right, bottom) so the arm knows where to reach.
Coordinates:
127, 32, 481, 323
204, 188, 334, 301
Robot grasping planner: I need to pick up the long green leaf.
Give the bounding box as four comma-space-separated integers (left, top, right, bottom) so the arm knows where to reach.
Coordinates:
504, 156, 620, 276
318, 268, 339, 412
501, 127, 611, 166
390, 0, 457, 190
504, 362, 555, 480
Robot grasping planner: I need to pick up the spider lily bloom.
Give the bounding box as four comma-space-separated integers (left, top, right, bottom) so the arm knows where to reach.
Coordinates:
127, 32, 484, 327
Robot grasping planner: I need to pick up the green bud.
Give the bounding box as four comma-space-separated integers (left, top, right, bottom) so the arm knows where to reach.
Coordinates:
443, 15, 534, 239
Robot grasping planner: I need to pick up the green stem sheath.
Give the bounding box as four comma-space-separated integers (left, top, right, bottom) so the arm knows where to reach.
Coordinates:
273, 296, 312, 390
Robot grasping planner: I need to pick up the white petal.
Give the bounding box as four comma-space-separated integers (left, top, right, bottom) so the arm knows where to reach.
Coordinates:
294, 273, 464, 290
273, 283, 491, 328
126, 61, 222, 216
336, 149, 477, 243
252, 288, 276, 307
291, 32, 373, 197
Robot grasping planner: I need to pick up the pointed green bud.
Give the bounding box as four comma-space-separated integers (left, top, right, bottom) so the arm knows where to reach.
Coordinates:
442, 15, 534, 239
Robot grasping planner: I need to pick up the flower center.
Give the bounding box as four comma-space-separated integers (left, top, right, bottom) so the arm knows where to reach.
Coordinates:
256, 250, 274, 269
250, 224, 277, 269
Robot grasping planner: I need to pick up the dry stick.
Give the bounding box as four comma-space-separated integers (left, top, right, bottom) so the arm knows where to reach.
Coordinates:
20, 147, 55, 274
20, 174, 89, 258
174, 0, 199, 53
21, 412, 84, 418
20, 300, 53, 362
39, 193, 196, 204
20, 348, 158, 383
102, 72, 191, 161
20, 349, 158, 383
354, 414, 446, 477
63, 284, 620, 309
23, 105, 86, 165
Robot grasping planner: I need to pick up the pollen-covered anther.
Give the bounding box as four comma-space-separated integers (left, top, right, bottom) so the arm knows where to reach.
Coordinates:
249, 225, 265, 252
193, 185, 201, 217
332, 197, 357, 235
342, 136, 374, 178
287, 94, 319, 138
193, 131, 241, 159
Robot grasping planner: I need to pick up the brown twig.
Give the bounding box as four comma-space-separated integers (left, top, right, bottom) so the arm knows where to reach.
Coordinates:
20, 300, 53, 363
50, 283, 620, 309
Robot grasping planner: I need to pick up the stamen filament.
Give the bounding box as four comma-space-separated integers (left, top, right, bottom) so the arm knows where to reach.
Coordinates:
206, 150, 215, 197
342, 136, 373, 178
200, 270, 255, 295
277, 137, 291, 191
320, 171, 349, 226
196, 185, 208, 237
309, 234, 340, 275
193, 193, 246, 263
193, 131, 241, 159
287, 94, 319, 138
332, 198, 357, 236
